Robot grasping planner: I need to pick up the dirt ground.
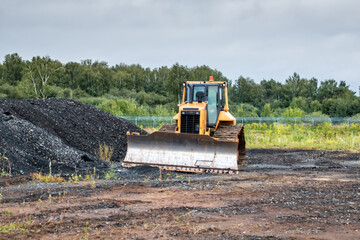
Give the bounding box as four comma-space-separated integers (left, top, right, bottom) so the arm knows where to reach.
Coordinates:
1, 149, 359, 240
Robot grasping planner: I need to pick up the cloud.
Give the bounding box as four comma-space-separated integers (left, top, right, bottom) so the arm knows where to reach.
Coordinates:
0, 0, 359, 92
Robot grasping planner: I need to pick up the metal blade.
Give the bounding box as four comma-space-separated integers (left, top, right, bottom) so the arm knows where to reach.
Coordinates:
123, 132, 239, 170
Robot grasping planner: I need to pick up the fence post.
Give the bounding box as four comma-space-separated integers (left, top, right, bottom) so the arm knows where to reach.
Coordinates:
135, 117, 137, 125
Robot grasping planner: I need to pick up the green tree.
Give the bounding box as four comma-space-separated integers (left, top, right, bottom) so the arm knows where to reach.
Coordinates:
3, 53, 24, 85
317, 80, 338, 100
261, 103, 274, 117
20, 56, 62, 99
112, 68, 131, 90
231, 103, 259, 117
79, 65, 102, 96
307, 77, 318, 100
310, 100, 322, 112
0, 63, 6, 82
231, 76, 265, 108
260, 79, 282, 103
60, 62, 82, 89
290, 97, 309, 112
167, 63, 189, 103
153, 66, 170, 95
189, 65, 228, 82
282, 73, 314, 106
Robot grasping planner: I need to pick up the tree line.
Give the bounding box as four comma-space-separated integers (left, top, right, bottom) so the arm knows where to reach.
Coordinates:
0, 53, 359, 118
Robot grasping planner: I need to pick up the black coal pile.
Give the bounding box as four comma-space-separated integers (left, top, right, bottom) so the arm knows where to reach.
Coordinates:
0, 98, 146, 175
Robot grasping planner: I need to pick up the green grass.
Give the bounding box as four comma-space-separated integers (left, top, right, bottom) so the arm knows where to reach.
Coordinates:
142, 122, 360, 151
0, 218, 32, 234
245, 122, 360, 152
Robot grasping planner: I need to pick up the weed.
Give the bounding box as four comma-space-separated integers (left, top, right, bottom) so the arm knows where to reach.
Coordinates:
176, 210, 197, 221
69, 172, 82, 182
29, 172, 65, 183
69, 168, 82, 183
84, 221, 90, 233
95, 142, 114, 162
104, 163, 117, 180
36, 198, 43, 211
84, 167, 97, 181
80, 221, 90, 240
165, 173, 171, 181
84, 168, 97, 188
158, 168, 162, 181
0, 150, 11, 175
0, 217, 32, 235
194, 225, 219, 234
1, 210, 13, 215
29, 160, 65, 183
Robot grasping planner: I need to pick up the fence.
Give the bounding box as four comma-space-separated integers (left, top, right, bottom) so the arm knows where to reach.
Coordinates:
120, 116, 360, 128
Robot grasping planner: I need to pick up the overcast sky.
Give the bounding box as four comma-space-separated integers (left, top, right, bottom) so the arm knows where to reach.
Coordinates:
1, 0, 359, 93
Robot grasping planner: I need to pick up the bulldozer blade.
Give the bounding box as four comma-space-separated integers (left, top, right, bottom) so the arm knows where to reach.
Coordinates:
123, 132, 241, 171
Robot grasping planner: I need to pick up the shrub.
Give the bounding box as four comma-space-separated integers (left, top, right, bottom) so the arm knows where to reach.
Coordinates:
281, 107, 304, 117
0, 83, 20, 98
29, 173, 65, 183
0, 150, 11, 175
95, 143, 114, 162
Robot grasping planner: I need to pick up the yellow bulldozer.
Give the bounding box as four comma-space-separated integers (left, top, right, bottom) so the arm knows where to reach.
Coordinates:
122, 76, 245, 173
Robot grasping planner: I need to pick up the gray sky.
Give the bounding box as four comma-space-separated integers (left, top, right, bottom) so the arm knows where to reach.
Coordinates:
1, 0, 359, 93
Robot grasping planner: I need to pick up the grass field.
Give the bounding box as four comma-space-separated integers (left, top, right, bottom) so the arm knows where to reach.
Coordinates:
144, 122, 360, 152
245, 122, 360, 152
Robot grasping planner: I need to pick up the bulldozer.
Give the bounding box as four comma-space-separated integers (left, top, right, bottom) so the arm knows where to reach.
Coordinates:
122, 76, 245, 173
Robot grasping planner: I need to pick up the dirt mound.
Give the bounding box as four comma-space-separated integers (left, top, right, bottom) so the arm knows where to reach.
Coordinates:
0, 98, 146, 175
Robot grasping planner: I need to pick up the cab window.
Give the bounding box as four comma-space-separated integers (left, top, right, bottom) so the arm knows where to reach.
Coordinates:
184, 85, 191, 102
193, 85, 206, 102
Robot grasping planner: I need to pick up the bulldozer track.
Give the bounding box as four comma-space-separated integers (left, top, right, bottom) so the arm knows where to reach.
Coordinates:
213, 124, 243, 141
158, 123, 244, 143
158, 124, 177, 132
122, 162, 244, 174
213, 124, 246, 167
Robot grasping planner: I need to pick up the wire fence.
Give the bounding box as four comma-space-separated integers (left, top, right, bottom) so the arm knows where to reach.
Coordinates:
120, 116, 360, 128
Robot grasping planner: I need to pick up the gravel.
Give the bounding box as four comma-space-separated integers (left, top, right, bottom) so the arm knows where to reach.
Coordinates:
0, 98, 146, 175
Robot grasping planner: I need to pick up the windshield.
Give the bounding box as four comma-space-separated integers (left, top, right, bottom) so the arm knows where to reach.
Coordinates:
193, 85, 206, 102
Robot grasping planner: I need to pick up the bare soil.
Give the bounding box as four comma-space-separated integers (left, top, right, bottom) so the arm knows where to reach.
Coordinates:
1, 149, 359, 240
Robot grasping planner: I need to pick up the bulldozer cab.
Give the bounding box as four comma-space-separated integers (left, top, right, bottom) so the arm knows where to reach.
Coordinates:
183, 83, 224, 128
175, 76, 234, 135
